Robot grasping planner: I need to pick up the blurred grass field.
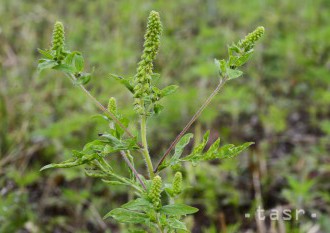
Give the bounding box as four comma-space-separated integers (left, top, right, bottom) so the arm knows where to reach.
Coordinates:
0, 0, 329, 232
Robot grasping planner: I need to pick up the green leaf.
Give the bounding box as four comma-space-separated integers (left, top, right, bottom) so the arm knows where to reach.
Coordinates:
151, 73, 161, 82
83, 140, 106, 153
170, 133, 193, 163
40, 153, 99, 171
76, 73, 91, 85
215, 59, 227, 75
121, 198, 153, 211
53, 64, 76, 73
227, 68, 243, 80
203, 138, 221, 159
38, 49, 53, 59
160, 204, 198, 216
65, 52, 75, 65
37, 59, 58, 72
160, 85, 179, 97
166, 218, 188, 231
102, 180, 128, 186
85, 169, 107, 178
183, 131, 209, 161
109, 74, 134, 93
158, 133, 193, 172
73, 53, 84, 72
153, 103, 164, 115
235, 50, 254, 67
99, 134, 139, 152
205, 142, 254, 160
228, 43, 241, 56
103, 208, 148, 223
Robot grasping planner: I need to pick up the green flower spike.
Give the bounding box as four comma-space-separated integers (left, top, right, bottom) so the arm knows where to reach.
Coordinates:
51, 21, 65, 61
240, 26, 265, 51
107, 97, 117, 114
133, 11, 162, 114
172, 172, 182, 195
148, 175, 162, 207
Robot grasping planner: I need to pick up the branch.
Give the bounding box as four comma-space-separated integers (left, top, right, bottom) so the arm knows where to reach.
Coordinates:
65, 73, 137, 142
154, 79, 226, 172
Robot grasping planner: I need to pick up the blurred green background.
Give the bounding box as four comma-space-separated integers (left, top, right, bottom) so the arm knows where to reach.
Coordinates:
0, 0, 329, 232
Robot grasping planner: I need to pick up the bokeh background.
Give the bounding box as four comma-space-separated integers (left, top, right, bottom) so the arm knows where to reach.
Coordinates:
0, 0, 329, 232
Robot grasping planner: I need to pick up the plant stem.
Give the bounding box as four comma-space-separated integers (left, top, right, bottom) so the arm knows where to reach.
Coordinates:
120, 151, 146, 190
64, 73, 148, 188
154, 78, 226, 172
140, 113, 155, 178
97, 158, 142, 192
65, 73, 137, 142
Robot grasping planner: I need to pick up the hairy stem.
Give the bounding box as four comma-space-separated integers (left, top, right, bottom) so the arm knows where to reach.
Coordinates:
154, 78, 226, 172
140, 113, 155, 178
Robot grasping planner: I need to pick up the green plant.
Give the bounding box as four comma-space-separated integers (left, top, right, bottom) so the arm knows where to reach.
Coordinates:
37, 11, 264, 232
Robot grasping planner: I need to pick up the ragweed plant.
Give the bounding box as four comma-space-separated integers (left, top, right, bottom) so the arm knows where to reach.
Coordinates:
38, 11, 264, 232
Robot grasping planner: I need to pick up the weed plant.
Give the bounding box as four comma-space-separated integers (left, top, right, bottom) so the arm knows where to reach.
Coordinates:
38, 11, 264, 232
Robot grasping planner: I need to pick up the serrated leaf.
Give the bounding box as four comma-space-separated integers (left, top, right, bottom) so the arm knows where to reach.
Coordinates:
160, 204, 198, 216
166, 218, 188, 231
206, 142, 254, 160
170, 133, 193, 163
183, 131, 209, 161
160, 85, 179, 97
227, 68, 243, 80
109, 74, 134, 93
204, 138, 221, 159
38, 49, 53, 59
103, 208, 148, 223
37, 59, 58, 72
158, 133, 193, 172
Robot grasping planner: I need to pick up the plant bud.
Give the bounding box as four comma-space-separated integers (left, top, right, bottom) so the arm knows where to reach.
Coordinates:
240, 26, 265, 51
52, 21, 65, 51
51, 21, 66, 61
172, 172, 183, 195
148, 175, 162, 207
107, 97, 117, 114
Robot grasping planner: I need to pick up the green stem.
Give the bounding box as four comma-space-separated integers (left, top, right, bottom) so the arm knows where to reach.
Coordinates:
140, 114, 155, 178
97, 158, 142, 192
